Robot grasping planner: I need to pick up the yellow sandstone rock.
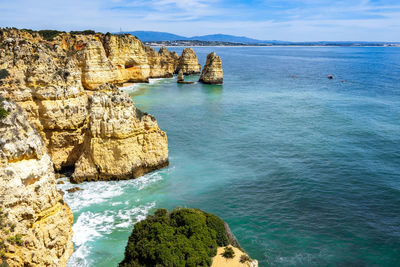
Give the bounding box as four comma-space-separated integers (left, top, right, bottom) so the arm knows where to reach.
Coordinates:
0, 28, 174, 180
0, 101, 73, 267
200, 52, 223, 84
212, 246, 258, 267
176, 48, 202, 75
71, 87, 169, 182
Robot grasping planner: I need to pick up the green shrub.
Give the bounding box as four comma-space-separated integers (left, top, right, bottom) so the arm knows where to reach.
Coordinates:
37, 30, 65, 41
0, 69, 10, 80
70, 30, 96, 35
14, 234, 22, 246
119, 208, 230, 267
221, 246, 235, 259
0, 108, 8, 119
0, 96, 8, 119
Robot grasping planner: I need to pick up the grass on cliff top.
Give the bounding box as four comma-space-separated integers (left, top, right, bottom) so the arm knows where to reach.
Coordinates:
20, 29, 97, 41
119, 208, 229, 267
0, 96, 8, 119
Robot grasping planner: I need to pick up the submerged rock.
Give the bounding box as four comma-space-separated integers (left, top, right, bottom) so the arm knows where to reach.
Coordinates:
66, 186, 81, 193
199, 52, 223, 84
175, 48, 201, 75
119, 208, 257, 267
0, 100, 73, 267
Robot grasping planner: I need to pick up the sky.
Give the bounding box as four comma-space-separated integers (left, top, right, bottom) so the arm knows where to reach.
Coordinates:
0, 0, 399, 41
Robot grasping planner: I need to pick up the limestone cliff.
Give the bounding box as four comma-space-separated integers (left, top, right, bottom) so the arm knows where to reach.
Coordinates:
199, 52, 223, 84
175, 48, 201, 75
0, 28, 172, 181
146, 46, 179, 78
0, 100, 73, 266
71, 85, 168, 183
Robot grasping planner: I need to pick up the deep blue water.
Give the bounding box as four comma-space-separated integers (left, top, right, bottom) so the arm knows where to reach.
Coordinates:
61, 47, 400, 266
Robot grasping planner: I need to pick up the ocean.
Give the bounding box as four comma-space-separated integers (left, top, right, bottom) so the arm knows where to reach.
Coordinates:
59, 46, 400, 266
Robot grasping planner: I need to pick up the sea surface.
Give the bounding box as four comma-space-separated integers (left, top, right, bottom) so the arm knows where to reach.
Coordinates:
59, 47, 400, 266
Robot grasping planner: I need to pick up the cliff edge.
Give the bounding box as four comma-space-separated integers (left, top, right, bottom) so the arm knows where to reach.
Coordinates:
0, 99, 73, 266
0, 28, 172, 182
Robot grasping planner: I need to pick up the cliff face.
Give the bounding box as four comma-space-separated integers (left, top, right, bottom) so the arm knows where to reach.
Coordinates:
0, 100, 73, 266
175, 48, 201, 75
71, 85, 168, 183
0, 28, 172, 181
199, 52, 223, 84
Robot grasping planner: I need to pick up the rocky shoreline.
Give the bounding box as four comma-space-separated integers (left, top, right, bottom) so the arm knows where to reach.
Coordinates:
0, 28, 241, 266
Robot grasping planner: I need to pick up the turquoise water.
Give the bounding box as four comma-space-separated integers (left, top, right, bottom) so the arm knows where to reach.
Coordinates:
61, 47, 400, 266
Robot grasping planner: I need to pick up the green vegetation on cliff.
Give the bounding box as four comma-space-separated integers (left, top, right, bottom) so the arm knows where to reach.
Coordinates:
119, 208, 230, 267
20, 29, 97, 41
0, 69, 9, 80
0, 96, 8, 119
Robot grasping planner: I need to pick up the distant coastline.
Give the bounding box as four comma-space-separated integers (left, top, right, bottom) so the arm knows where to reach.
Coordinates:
145, 40, 400, 47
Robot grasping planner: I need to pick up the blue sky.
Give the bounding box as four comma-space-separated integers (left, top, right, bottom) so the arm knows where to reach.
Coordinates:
0, 0, 399, 41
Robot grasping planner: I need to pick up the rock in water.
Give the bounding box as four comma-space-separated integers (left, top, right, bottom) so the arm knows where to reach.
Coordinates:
175, 48, 201, 75
66, 187, 81, 193
177, 69, 184, 83
199, 52, 223, 84
0, 100, 73, 266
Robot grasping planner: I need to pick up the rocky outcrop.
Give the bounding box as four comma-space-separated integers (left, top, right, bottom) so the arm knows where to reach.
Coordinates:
176, 69, 194, 84
146, 46, 179, 78
0, 28, 171, 182
0, 30, 90, 170
177, 69, 184, 83
119, 208, 258, 267
199, 52, 223, 84
0, 100, 73, 266
71, 86, 168, 183
175, 48, 201, 75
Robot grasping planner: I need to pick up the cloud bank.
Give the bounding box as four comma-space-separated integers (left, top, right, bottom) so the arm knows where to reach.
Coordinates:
0, 0, 399, 41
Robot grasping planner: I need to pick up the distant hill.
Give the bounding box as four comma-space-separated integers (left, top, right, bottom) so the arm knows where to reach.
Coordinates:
127, 31, 187, 42
187, 34, 263, 43
124, 31, 400, 47
125, 31, 270, 44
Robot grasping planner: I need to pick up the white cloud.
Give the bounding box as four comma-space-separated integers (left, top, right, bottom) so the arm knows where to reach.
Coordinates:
0, 0, 398, 41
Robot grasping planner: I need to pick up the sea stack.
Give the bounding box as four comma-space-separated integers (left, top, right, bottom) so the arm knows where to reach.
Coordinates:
177, 69, 185, 83
199, 52, 223, 84
175, 48, 201, 75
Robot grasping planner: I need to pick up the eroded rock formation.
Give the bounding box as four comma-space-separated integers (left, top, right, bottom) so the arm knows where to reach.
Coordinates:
175, 48, 201, 75
177, 69, 185, 83
0, 100, 73, 266
199, 52, 223, 84
71, 86, 168, 183
0, 28, 171, 181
